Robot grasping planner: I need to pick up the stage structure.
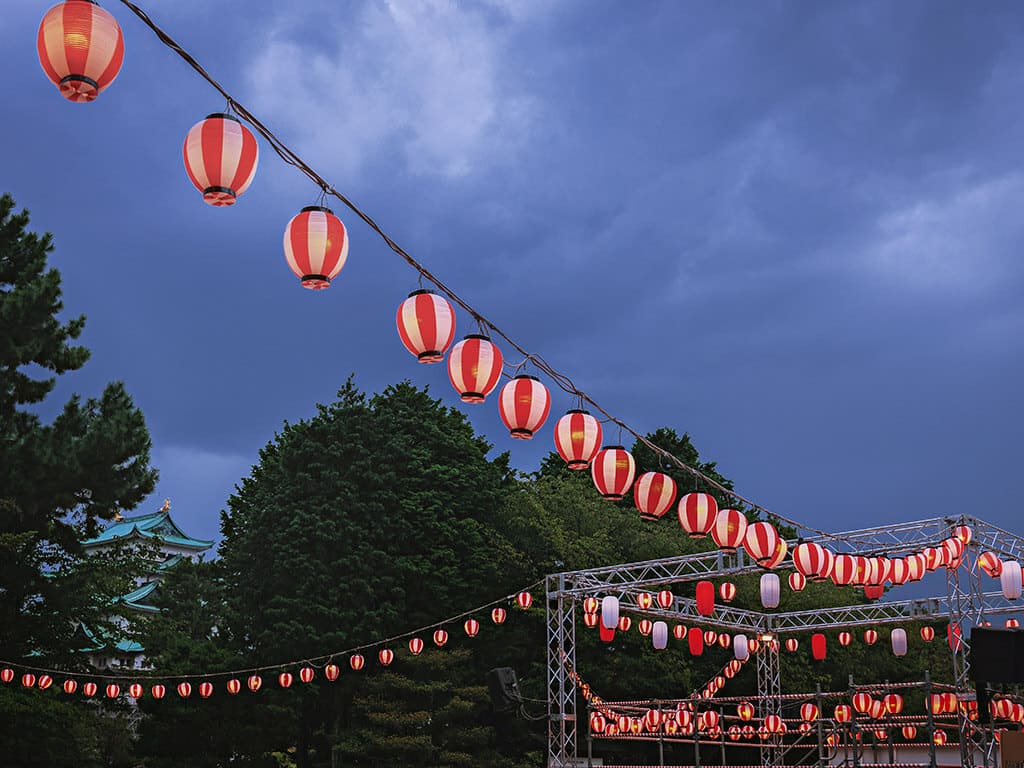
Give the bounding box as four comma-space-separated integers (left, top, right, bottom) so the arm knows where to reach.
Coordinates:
545, 516, 1024, 768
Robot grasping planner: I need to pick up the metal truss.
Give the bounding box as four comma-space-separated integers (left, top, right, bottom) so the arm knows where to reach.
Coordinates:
545, 516, 1024, 767
756, 642, 782, 767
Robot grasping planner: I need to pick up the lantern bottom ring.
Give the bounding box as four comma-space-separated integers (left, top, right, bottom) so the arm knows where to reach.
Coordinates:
638, 513, 667, 521
459, 392, 486, 403
416, 351, 444, 363
565, 461, 589, 470
509, 428, 535, 440
600, 493, 625, 501
687, 533, 709, 539
300, 274, 331, 290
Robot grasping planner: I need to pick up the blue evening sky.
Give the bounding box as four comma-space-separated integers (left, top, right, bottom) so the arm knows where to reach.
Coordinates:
3, 1, 1023, 553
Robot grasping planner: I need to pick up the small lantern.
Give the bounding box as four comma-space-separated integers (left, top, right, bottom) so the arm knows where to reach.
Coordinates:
21, 674, 36, 688
788, 572, 807, 592
656, 589, 674, 609
760, 572, 781, 609
733, 633, 749, 661
553, 410, 602, 469
891, 628, 907, 656
599, 623, 616, 643
516, 591, 533, 610
62, 679, 77, 695
838, 631, 852, 646
785, 637, 799, 652
719, 581, 737, 602
591, 446, 636, 500
105, 683, 119, 699
583, 611, 599, 628
831, 554, 856, 586
906, 553, 927, 581
583, 597, 600, 614
277, 673, 292, 689
283, 206, 349, 288
325, 664, 340, 681
433, 630, 448, 647
149, 684, 163, 699
638, 619, 654, 636
696, 580, 715, 615
1007, 618, 1020, 628
0, 669, 12, 684
883, 693, 903, 714
409, 637, 424, 655
902, 725, 917, 740
718, 633, 731, 649
863, 629, 878, 645
652, 621, 668, 650
37, 675, 52, 690
889, 558, 910, 585
744, 522, 782, 566
673, 624, 687, 640
247, 675, 262, 692
634, 472, 677, 521
600, 596, 619, 629
491, 607, 507, 625
178, 681, 193, 698
499, 376, 551, 440
933, 730, 947, 745
37, 1, 125, 103
800, 702, 819, 722
978, 551, 1002, 577
852, 693, 873, 714
920, 626, 935, 642
1001, 561, 1023, 600
617, 616, 632, 632
349, 654, 365, 671
378, 649, 394, 666
711, 508, 747, 552
811, 633, 827, 660
636, 592, 653, 610
703, 629, 718, 645
868, 699, 886, 719
195, 681, 211, 698
464, 619, 480, 638
396, 290, 456, 363
688, 627, 704, 656
834, 704, 852, 723
299, 667, 315, 683
448, 335, 503, 403
678, 493, 719, 537
226, 679, 241, 695
737, 701, 755, 721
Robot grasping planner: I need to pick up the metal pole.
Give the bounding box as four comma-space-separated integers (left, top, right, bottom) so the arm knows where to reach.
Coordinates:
925, 670, 937, 768
849, 675, 859, 768
657, 701, 664, 768
719, 703, 726, 766
694, 722, 701, 768
815, 682, 825, 768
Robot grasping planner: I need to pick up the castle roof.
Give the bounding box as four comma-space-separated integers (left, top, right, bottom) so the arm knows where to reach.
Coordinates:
82, 509, 214, 552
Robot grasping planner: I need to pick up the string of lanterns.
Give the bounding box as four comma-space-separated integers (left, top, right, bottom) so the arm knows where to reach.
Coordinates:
35, 0, 911, 548
0, 586, 538, 700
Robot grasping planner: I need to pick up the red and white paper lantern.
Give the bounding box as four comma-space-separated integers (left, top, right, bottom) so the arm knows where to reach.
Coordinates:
448, 335, 503, 403
591, 446, 636, 500
711, 508, 747, 552
553, 410, 602, 469
283, 206, 349, 289
499, 376, 550, 440
678, 493, 718, 537
37, 1, 125, 103
634, 472, 677, 521
183, 114, 259, 207
396, 290, 455, 363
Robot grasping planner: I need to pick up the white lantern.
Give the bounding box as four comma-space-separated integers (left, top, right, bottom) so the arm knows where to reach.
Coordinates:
760, 573, 781, 609
652, 621, 668, 650
601, 596, 620, 629
1001, 561, 1023, 600
733, 633, 749, 661
891, 628, 907, 657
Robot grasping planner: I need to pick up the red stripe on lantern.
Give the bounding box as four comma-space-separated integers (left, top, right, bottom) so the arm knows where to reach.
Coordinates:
498, 376, 551, 440
448, 335, 503, 403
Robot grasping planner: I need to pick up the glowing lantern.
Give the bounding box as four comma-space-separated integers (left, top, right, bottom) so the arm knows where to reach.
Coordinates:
744, 522, 781, 566
866, 557, 892, 586
226, 679, 241, 695
583, 597, 600, 614
743, 724, 756, 739
800, 702, 819, 721
737, 701, 754, 721
652, 621, 668, 650
789, 572, 807, 592
37, 675, 52, 690
850, 556, 870, 585
247, 675, 262, 692
664, 717, 680, 735
1007, 618, 1020, 628
785, 637, 799, 652
673, 624, 687, 640
868, 699, 886, 719
729, 725, 743, 741
617, 616, 632, 632
616, 714, 630, 733
765, 714, 784, 734
644, 708, 662, 731
516, 591, 533, 610
906, 553, 927, 581
718, 634, 731, 649
657, 590, 674, 609
811, 633, 826, 660
703, 629, 718, 645
598, 598, 614, 626
433, 630, 448, 647
325, 664, 340, 681
834, 704, 852, 723
183, 114, 260, 207
583, 612, 599, 628
105, 683, 119, 699
719, 582, 737, 602
889, 558, 910, 585
699, 710, 719, 731
863, 629, 878, 645
688, 627, 704, 656
747, 637, 759, 653
760, 573, 781, 609
177, 681, 193, 698
499, 376, 551, 440
695, 580, 715, 615
763, 538, 789, 569
991, 698, 1013, 719
0, 669, 12, 684
630, 717, 644, 735
636, 592, 653, 610
942, 537, 965, 565
1001, 561, 1023, 599
711, 508, 747, 552
148, 684, 162, 699
933, 730, 947, 745
864, 584, 884, 600
590, 712, 607, 734
377, 649, 394, 667
199, 682, 214, 698
799, 722, 813, 735
891, 628, 907, 657
852, 693, 873, 714
923, 547, 942, 571
591, 446, 636, 500
633, 472, 677, 521
553, 410, 602, 469
838, 631, 852, 647
491, 607, 507, 625
948, 622, 964, 651
873, 728, 888, 740
448, 335, 503, 403
464, 619, 480, 638
300, 667, 315, 683
831, 554, 856, 586
793, 542, 827, 580
678, 493, 718, 537
409, 637, 425, 655
62, 679, 77, 694
21, 674, 35, 688
349, 654, 365, 671
37, 1, 125, 103
920, 626, 935, 642
733, 634, 749, 661
277, 673, 292, 689
396, 290, 455, 363
638, 619, 654, 636
978, 551, 1003, 577
883, 693, 903, 714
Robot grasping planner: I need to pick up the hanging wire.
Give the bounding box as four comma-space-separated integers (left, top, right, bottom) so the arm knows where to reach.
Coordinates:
114, 0, 887, 546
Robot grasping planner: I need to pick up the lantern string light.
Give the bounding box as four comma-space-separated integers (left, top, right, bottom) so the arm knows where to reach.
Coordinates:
110, 0, 882, 546
0, 580, 542, 684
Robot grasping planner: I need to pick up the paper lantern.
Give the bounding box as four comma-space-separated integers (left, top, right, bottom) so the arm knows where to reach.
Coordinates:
943, 537, 965, 565
199, 681, 214, 698
695, 580, 715, 615
799, 722, 813, 735
177, 681, 193, 698
868, 699, 886, 719
673, 624, 687, 640
396, 290, 455, 363
432, 630, 448, 647
516, 591, 533, 610
864, 584, 884, 600
148, 683, 163, 699
600, 596, 619, 629
656, 589, 674, 609
583, 611, 599, 628
699, 710, 720, 731
952, 524, 972, 545
866, 557, 892, 586
638, 619, 654, 636
299, 666, 315, 683
991, 697, 1013, 719
644, 708, 662, 731
678, 493, 718, 537
349, 654, 365, 671
37, 1, 125, 102
463, 618, 480, 638
711, 508, 747, 552
1007, 618, 1020, 628
599, 623, 615, 643
664, 717, 681, 735
491, 607, 507, 625
105, 683, 119, 699
978, 551, 1003, 577
765, 714, 784, 734
226, 679, 241, 695
729, 725, 743, 741
889, 558, 910, 585
831, 553, 856, 586
718, 633, 731, 649
277, 673, 292, 689
800, 702, 819, 722
183, 114, 259, 207
863, 629, 878, 645
37, 675, 52, 690
793, 542, 827, 579
448, 335, 503, 403
744, 522, 781, 566
1001, 561, 1023, 599
906, 553, 927, 581
0, 669, 12, 684
688, 627, 704, 656
733, 633, 749, 661
718, 582, 736, 602
325, 664, 340, 681
62, 679, 77, 694
852, 693, 873, 714
891, 628, 907, 657
883, 693, 903, 714
747, 637, 759, 653
763, 537, 789, 569
591, 446, 636, 500
788, 572, 806, 592
617, 616, 632, 632
590, 712, 607, 734
933, 729, 947, 745
948, 622, 964, 651
553, 410, 602, 469
703, 629, 718, 645
652, 620, 668, 650
583, 597, 600, 614
922, 547, 942, 572
873, 728, 888, 740
760, 573, 780, 609
920, 626, 935, 642
21, 673, 36, 688
838, 631, 852, 647
811, 633, 826, 660
785, 637, 799, 652
635, 592, 653, 610
247, 675, 262, 692
499, 376, 551, 440
634, 471, 677, 521
834, 704, 852, 723
737, 701, 754, 721
902, 725, 917, 740
743, 724, 756, 740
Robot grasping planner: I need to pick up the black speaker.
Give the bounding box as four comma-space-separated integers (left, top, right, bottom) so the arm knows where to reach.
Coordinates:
487, 667, 522, 710
970, 628, 1024, 684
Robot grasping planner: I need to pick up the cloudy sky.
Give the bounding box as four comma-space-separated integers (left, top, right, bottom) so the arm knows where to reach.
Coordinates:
4, 1, 1023, 550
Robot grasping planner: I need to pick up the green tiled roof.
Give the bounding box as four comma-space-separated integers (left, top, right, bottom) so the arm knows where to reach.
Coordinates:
115, 581, 161, 614
73, 623, 145, 655
82, 511, 214, 551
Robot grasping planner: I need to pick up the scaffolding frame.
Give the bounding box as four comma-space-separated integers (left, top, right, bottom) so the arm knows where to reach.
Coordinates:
545, 515, 1024, 768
